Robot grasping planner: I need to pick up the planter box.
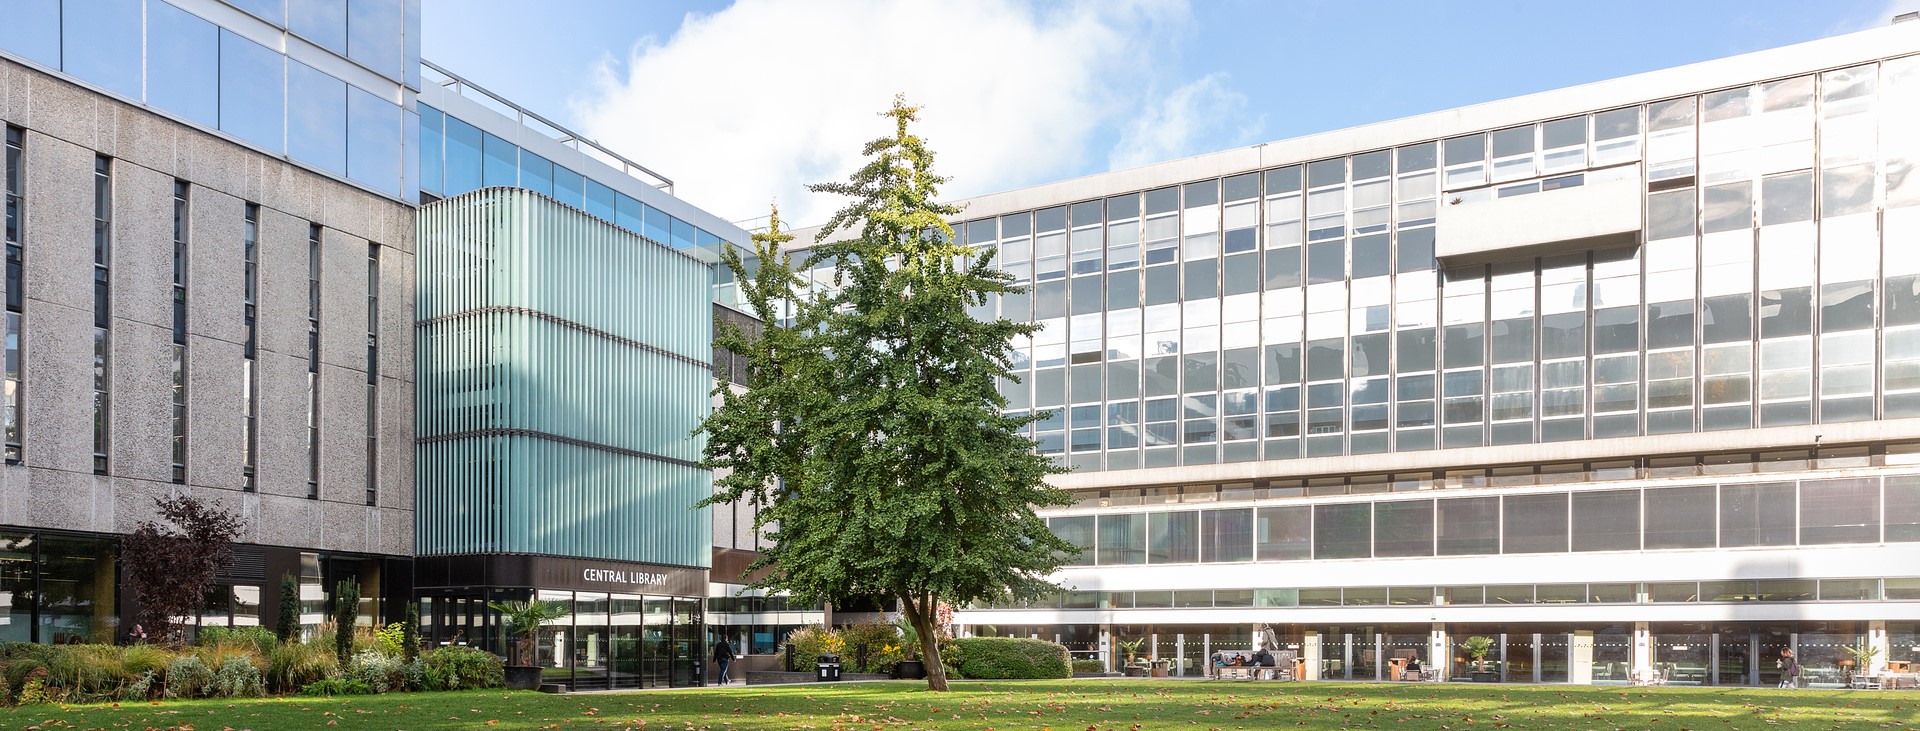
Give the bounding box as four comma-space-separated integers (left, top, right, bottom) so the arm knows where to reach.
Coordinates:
894, 660, 926, 680
1470, 671, 1499, 683
1123, 666, 1147, 677
504, 666, 543, 690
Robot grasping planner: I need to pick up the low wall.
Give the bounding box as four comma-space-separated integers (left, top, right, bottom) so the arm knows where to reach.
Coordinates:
746, 671, 893, 685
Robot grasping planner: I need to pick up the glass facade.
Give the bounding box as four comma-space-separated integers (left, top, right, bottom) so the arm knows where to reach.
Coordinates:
416, 188, 712, 567
0, 0, 420, 200
878, 53, 1920, 473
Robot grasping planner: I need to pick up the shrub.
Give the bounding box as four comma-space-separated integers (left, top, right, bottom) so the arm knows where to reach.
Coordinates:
347, 649, 405, 693
1071, 659, 1106, 674
211, 655, 265, 698
785, 625, 833, 669
419, 646, 504, 691
200, 626, 279, 657
0, 671, 10, 705
267, 639, 337, 694
837, 622, 901, 673
45, 644, 131, 701
164, 655, 214, 699
301, 677, 374, 696
15, 667, 63, 705
373, 622, 407, 658
120, 643, 174, 678
951, 637, 1070, 679
121, 670, 158, 701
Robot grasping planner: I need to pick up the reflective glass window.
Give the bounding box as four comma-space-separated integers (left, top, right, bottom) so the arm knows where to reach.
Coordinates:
287, 62, 347, 175
1437, 497, 1498, 555
0, 0, 61, 68
482, 133, 518, 188
1097, 513, 1145, 565
347, 0, 405, 80
147, 0, 220, 128
1049, 516, 1095, 567
227, 0, 286, 25
583, 178, 615, 221
346, 86, 401, 195
1313, 503, 1371, 559
62, 0, 143, 99
1719, 482, 1796, 547
419, 105, 444, 193
289, 0, 348, 54
552, 166, 585, 209
443, 115, 482, 195
519, 152, 555, 197
1799, 477, 1879, 544
1503, 493, 1568, 553
1888, 476, 1920, 542
1251, 506, 1313, 556
1572, 490, 1640, 552
1373, 500, 1434, 557
1148, 511, 1199, 563
219, 30, 285, 153
1202, 508, 1253, 563
1644, 486, 1716, 549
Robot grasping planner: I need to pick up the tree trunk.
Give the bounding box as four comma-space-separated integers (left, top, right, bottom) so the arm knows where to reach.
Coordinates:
899, 591, 950, 691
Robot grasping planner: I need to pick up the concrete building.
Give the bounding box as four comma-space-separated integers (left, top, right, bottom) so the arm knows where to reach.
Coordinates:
1, 0, 419, 642
778, 21, 1920, 686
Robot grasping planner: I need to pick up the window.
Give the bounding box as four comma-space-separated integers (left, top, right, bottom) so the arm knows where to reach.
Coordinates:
1719, 482, 1795, 547
93, 157, 111, 475
1313, 503, 1371, 559
1255, 505, 1311, 560
1373, 500, 1434, 557
1799, 478, 1879, 545
366, 244, 380, 506
1202, 508, 1253, 563
1503, 493, 1568, 553
1644, 486, 1716, 549
1436, 497, 1499, 556
4, 126, 22, 462
1572, 490, 1640, 552
172, 183, 191, 483
242, 201, 257, 490
1097, 514, 1145, 565
1149, 511, 1199, 563
307, 225, 322, 498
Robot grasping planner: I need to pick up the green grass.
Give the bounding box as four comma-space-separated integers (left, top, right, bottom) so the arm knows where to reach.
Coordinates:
3, 680, 1916, 730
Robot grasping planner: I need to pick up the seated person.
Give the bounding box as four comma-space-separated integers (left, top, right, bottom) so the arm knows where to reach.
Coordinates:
1228, 655, 1246, 666
1406, 658, 1422, 673
1251, 649, 1274, 667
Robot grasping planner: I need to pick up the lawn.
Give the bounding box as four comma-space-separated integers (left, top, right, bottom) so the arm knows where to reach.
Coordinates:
2, 680, 1915, 731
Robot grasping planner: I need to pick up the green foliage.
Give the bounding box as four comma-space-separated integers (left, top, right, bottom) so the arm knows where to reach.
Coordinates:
418, 646, 506, 691
199, 625, 278, 657
164, 654, 214, 699
347, 649, 406, 693
333, 578, 361, 668
1462, 636, 1496, 669
300, 676, 374, 696
210, 655, 265, 698
402, 601, 422, 663
374, 622, 407, 657
1844, 642, 1882, 666
120, 670, 157, 701
951, 637, 1071, 680
700, 97, 1073, 692
277, 572, 302, 643
1072, 659, 1107, 674
15, 667, 61, 705
487, 599, 569, 667
1116, 637, 1146, 666
266, 639, 338, 694
785, 625, 831, 670
837, 621, 901, 673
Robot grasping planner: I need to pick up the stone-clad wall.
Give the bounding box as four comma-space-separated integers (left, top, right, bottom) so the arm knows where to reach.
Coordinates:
0, 55, 414, 558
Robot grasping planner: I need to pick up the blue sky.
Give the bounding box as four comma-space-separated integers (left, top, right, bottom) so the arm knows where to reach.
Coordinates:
423, 0, 1916, 226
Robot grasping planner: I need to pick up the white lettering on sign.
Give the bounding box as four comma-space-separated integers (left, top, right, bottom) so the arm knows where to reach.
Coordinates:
582, 568, 670, 586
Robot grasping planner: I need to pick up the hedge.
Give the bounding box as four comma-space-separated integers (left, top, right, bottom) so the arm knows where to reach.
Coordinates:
951, 637, 1070, 679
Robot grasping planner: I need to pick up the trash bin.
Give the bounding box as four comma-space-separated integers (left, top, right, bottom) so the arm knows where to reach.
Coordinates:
816, 654, 842, 682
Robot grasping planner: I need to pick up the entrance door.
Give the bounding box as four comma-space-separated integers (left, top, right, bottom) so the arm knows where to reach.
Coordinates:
609, 595, 644, 689
572, 593, 610, 691
642, 598, 672, 688
1503, 633, 1536, 683
671, 597, 703, 686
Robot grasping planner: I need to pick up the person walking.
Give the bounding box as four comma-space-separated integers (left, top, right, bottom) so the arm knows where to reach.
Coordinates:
712, 636, 737, 685
1777, 648, 1801, 689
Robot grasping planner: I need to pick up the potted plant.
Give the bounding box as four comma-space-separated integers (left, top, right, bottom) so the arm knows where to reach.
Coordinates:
1462, 636, 1497, 682
1118, 638, 1148, 677
892, 616, 927, 680
488, 599, 569, 690
1843, 642, 1882, 686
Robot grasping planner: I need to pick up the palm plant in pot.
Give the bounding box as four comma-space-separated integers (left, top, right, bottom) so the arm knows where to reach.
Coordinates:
1462, 636, 1497, 682
1118, 637, 1148, 677
489, 599, 570, 690
1842, 642, 1882, 685
892, 616, 927, 679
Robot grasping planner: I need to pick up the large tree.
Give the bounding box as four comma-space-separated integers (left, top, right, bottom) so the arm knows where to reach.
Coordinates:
701, 97, 1074, 691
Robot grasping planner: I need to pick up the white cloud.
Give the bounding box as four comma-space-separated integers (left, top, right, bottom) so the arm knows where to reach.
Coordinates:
572, 0, 1215, 229
1107, 72, 1262, 171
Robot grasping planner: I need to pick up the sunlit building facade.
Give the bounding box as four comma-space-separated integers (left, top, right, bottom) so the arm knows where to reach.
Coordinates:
896, 22, 1920, 685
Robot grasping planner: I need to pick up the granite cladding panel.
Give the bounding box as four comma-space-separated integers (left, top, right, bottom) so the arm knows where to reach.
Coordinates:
108, 319, 173, 483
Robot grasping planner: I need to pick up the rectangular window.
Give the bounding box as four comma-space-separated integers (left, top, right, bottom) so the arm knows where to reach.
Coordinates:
93, 157, 111, 475
1313, 502, 1371, 559
1436, 496, 1499, 555
307, 225, 321, 498
1255, 505, 1311, 560
1373, 499, 1434, 557
1096, 513, 1145, 565
1148, 511, 1199, 563
1799, 477, 1879, 545
242, 201, 257, 490
1503, 493, 1568, 553
366, 244, 379, 506
4, 126, 23, 462
1201, 508, 1252, 563
171, 182, 191, 483
1644, 485, 1716, 549
1572, 489, 1640, 552
1719, 482, 1795, 547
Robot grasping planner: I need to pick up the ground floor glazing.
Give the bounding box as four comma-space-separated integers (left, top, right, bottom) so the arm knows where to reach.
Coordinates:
970, 620, 1918, 686
419, 589, 707, 690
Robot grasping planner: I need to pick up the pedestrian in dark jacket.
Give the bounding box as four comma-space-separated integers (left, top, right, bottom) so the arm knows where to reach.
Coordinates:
713, 638, 737, 685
